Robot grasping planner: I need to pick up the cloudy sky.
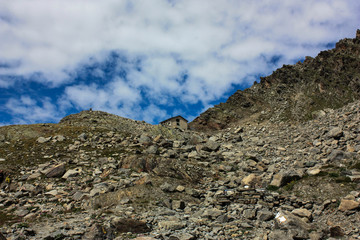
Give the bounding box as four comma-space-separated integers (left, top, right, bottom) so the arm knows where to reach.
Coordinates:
0, 0, 359, 125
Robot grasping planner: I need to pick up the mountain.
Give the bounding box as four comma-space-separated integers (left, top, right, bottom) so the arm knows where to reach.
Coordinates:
0, 30, 359, 239
190, 29, 360, 131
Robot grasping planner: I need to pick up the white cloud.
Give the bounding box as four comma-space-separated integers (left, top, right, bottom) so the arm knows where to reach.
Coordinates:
1, 0, 360, 124
5, 96, 62, 123
61, 80, 169, 123
63, 80, 141, 111
140, 104, 168, 123
0, 77, 14, 88
62, 77, 144, 118
2, 0, 358, 83
128, 55, 183, 93
222, 38, 276, 61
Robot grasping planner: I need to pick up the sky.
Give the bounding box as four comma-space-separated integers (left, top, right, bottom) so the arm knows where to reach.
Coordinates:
0, 0, 359, 126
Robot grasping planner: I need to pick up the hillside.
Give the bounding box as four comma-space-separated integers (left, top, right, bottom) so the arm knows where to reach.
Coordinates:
190, 30, 360, 131
0, 31, 359, 239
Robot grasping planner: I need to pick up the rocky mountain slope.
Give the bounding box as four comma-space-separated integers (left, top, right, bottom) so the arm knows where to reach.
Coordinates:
0, 31, 359, 240
190, 30, 360, 131
0, 100, 359, 240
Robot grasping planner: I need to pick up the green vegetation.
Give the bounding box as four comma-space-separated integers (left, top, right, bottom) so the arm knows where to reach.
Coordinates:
350, 161, 360, 170
283, 180, 297, 191
329, 172, 340, 178
266, 185, 279, 191
16, 222, 29, 228
334, 176, 352, 183
0, 210, 19, 227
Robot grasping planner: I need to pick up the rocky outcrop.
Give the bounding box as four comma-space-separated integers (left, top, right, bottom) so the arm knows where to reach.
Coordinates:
190, 30, 360, 131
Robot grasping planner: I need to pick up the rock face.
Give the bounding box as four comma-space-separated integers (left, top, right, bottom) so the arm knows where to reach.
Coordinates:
0, 31, 359, 239
190, 30, 360, 131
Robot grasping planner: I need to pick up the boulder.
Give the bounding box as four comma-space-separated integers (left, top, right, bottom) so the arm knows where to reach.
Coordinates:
241, 173, 260, 187
274, 210, 312, 239
203, 140, 220, 152
291, 208, 312, 219
43, 163, 66, 178
257, 209, 274, 221
112, 218, 151, 233
138, 134, 151, 144
202, 208, 223, 219
90, 183, 112, 197
176, 185, 185, 192
270, 169, 303, 187
27, 172, 42, 180
62, 168, 82, 179
158, 220, 185, 231
160, 182, 176, 192
338, 199, 359, 211
172, 200, 186, 210
145, 145, 158, 154
54, 135, 65, 142
329, 226, 344, 237
36, 137, 51, 143
243, 208, 257, 220
328, 150, 346, 162
36, 136, 51, 143
78, 133, 87, 141
328, 127, 343, 139
307, 168, 321, 176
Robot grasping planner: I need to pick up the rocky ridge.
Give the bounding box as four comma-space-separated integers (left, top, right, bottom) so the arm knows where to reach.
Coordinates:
190, 30, 360, 131
60, 110, 189, 140
0, 99, 359, 239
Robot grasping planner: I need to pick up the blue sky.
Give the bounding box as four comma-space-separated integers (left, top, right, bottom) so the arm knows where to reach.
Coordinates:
0, 0, 359, 125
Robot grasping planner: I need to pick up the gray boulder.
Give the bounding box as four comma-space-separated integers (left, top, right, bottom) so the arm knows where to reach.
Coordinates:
203, 140, 220, 152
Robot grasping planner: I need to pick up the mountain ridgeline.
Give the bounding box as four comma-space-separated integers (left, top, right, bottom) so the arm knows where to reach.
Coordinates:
190, 30, 360, 131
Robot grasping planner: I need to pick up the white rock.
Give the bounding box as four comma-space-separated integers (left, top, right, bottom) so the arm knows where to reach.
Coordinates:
176, 185, 185, 192
158, 220, 185, 230
307, 168, 321, 176
292, 208, 312, 219
27, 172, 42, 180
45, 190, 59, 196
188, 151, 198, 158
62, 168, 82, 179
37, 137, 51, 143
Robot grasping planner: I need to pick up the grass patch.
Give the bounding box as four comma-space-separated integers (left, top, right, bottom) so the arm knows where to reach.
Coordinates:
335, 176, 352, 183
316, 171, 329, 177
283, 180, 297, 191
0, 210, 20, 226
329, 172, 339, 178
266, 185, 279, 191
351, 162, 360, 170
17, 222, 29, 228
